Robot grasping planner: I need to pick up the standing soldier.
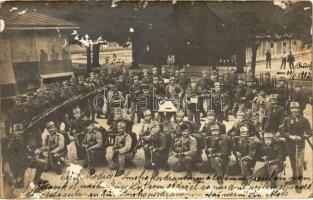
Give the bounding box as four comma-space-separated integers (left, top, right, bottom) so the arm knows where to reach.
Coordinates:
275, 77, 289, 109
232, 77, 247, 112
184, 78, 202, 125
178, 69, 189, 91
142, 122, 169, 177
208, 81, 230, 122
142, 69, 152, 84
168, 123, 198, 178
281, 102, 312, 192
252, 132, 285, 188
198, 124, 231, 185
107, 84, 125, 125
128, 75, 142, 123
169, 110, 185, 138
262, 72, 275, 95
110, 120, 135, 177
82, 120, 105, 173
290, 83, 309, 114
263, 94, 285, 134
231, 126, 257, 185
70, 107, 87, 161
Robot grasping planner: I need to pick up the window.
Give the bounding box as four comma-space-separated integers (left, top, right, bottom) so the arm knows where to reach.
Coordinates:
293, 41, 297, 45
283, 41, 286, 47
270, 42, 274, 48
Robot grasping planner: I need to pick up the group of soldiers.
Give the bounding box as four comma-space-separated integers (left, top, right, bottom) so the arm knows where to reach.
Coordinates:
3, 66, 312, 193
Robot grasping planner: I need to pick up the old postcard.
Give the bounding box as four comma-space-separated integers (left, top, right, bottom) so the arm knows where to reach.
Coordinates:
0, 0, 312, 199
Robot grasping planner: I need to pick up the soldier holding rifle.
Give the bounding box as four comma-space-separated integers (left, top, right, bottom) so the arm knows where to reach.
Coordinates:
281, 101, 312, 193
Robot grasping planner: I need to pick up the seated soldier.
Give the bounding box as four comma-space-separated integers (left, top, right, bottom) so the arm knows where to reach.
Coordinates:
82, 120, 105, 174
110, 120, 135, 177
143, 122, 170, 177
32, 121, 66, 184
228, 126, 257, 185
197, 124, 231, 185
168, 123, 197, 178
200, 110, 226, 136
252, 132, 285, 188
228, 111, 259, 138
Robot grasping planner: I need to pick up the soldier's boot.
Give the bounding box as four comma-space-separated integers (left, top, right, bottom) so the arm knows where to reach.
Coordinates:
185, 171, 192, 179
144, 150, 152, 169
115, 169, 124, 177
152, 168, 159, 178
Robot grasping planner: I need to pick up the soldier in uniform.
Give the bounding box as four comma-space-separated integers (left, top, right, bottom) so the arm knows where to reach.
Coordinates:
107, 84, 125, 125
184, 78, 202, 125
281, 102, 312, 192
262, 72, 275, 95
169, 110, 185, 138
263, 94, 285, 134
232, 76, 247, 111
208, 81, 230, 122
198, 124, 231, 185
230, 126, 257, 185
168, 123, 197, 178
40, 121, 66, 174
142, 69, 152, 84
178, 69, 189, 91
70, 107, 87, 160
200, 110, 226, 136
128, 75, 142, 123
228, 111, 259, 138
142, 122, 169, 177
290, 83, 309, 114
82, 120, 105, 173
252, 132, 285, 188
110, 120, 135, 177
275, 77, 289, 109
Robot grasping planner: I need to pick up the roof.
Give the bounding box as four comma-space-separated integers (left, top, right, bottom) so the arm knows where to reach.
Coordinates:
0, 8, 79, 30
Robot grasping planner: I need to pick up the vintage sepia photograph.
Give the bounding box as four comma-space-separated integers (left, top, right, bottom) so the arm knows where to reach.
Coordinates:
0, 0, 312, 199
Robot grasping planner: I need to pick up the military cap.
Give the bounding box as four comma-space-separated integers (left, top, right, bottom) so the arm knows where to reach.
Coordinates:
37, 88, 44, 93
269, 94, 278, 100
214, 81, 221, 86
207, 110, 215, 116
73, 106, 81, 113
13, 123, 24, 132
176, 110, 185, 117
202, 70, 208, 74
27, 92, 34, 97
246, 76, 254, 82
236, 111, 245, 116
90, 72, 95, 75
144, 110, 152, 116
46, 121, 55, 128
143, 69, 148, 73
240, 126, 248, 132
294, 83, 302, 88
264, 132, 274, 138
141, 84, 150, 90
180, 69, 185, 73
169, 77, 175, 81
180, 123, 191, 132
290, 102, 300, 108
133, 75, 139, 79
190, 77, 197, 83
210, 124, 220, 131
278, 76, 285, 82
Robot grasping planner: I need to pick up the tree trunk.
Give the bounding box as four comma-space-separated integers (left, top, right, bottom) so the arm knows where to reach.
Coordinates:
251, 41, 261, 77
92, 43, 100, 68
86, 46, 92, 74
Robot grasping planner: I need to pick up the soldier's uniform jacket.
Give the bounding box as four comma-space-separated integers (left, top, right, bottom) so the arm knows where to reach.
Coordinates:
252, 94, 266, 113
205, 135, 231, 157
45, 133, 65, 154
263, 105, 285, 133
70, 117, 87, 135
276, 86, 289, 106
83, 131, 103, 149
114, 133, 132, 154
258, 142, 285, 162
233, 137, 256, 160
233, 84, 247, 103
281, 115, 312, 147
172, 135, 197, 157
245, 86, 256, 108
185, 87, 202, 110
209, 91, 230, 110
228, 120, 258, 137
139, 120, 159, 136
150, 84, 166, 96
107, 90, 124, 107
149, 132, 168, 152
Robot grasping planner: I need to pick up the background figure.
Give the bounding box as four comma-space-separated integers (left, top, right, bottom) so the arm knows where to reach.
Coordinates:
280, 51, 287, 69
265, 49, 271, 68
287, 52, 295, 70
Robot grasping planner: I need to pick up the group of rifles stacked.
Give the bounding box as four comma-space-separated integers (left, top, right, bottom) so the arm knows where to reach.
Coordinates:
3, 65, 312, 193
